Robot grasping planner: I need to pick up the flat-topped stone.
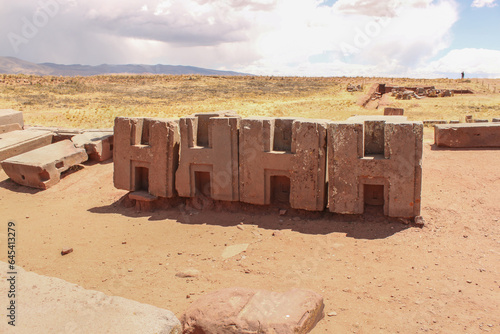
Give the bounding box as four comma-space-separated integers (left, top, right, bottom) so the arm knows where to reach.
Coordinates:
0, 123, 22, 134
0, 261, 181, 333
0, 109, 23, 127
434, 123, 500, 148
72, 131, 114, 162
0, 130, 53, 163
182, 287, 324, 334
384, 107, 404, 116
493, 118, 500, 122
423, 120, 447, 126
474, 119, 488, 123
348, 115, 408, 123
1, 140, 88, 189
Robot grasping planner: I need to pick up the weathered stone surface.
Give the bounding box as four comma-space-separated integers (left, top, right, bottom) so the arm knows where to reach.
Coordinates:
474, 119, 488, 123
114, 117, 179, 198
449, 120, 460, 124
182, 287, 324, 334
493, 118, 500, 122
384, 107, 404, 116
328, 117, 423, 218
423, 120, 447, 126
0, 123, 22, 134
0, 109, 23, 128
72, 131, 114, 162
348, 115, 408, 123
239, 117, 327, 211
434, 123, 500, 148
0, 130, 53, 163
176, 112, 240, 201
0, 261, 182, 333
1, 140, 88, 189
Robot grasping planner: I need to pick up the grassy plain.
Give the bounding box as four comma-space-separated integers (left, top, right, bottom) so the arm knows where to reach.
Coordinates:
0, 74, 499, 128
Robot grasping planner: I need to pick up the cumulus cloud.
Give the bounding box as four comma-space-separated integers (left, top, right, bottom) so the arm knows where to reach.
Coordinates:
471, 0, 497, 8
332, 0, 434, 17
0, 0, 497, 77
424, 48, 500, 77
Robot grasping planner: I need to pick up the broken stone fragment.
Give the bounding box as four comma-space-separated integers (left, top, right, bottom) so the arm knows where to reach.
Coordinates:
182, 287, 324, 334
61, 248, 73, 255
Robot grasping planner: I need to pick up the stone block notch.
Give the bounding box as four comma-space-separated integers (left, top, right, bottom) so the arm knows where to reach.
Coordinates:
113, 117, 179, 198
239, 117, 328, 211
176, 111, 240, 201
328, 116, 423, 218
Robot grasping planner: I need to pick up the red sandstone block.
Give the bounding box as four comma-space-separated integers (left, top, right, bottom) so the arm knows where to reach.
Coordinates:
239, 117, 328, 211
1, 140, 88, 189
434, 123, 500, 148
384, 107, 404, 116
328, 117, 423, 218
176, 112, 240, 201
72, 131, 113, 162
113, 117, 179, 198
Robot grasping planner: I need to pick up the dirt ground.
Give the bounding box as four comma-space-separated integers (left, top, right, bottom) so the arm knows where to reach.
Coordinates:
0, 128, 499, 333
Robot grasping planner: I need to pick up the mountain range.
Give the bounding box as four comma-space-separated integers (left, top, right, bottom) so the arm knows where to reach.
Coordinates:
0, 56, 250, 76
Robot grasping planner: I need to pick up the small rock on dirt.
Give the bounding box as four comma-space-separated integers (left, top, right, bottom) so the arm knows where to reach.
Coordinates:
176, 268, 200, 278
414, 216, 425, 226
327, 312, 337, 317
61, 248, 73, 256
279, 209, 287, 216
222, 244, 249, 259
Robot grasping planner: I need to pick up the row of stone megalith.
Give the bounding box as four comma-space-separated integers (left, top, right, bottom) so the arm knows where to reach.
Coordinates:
114, 112, 423, 218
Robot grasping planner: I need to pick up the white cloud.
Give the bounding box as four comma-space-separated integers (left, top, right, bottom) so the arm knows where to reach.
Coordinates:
471, 0, 497, 8
0, 0, 498, 77
423, 48, 500, 77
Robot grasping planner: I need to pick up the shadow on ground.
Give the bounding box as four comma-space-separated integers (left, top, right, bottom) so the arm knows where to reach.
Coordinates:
430, 144, 500, 151
89, 194, 418, 240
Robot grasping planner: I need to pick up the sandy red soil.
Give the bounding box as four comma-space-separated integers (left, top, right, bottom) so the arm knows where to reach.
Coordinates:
0, 129, 499, 333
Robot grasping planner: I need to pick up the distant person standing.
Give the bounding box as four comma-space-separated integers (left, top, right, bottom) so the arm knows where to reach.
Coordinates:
461, 71, 465, 79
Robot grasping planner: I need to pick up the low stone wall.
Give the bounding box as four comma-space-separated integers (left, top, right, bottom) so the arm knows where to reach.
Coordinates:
114, 114, 424, 218
434, 123, 500, 148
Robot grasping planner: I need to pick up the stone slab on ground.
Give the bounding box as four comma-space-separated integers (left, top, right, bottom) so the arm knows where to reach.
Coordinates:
182, 287, 324, 334
347, 115, 408, 123
0, 261, 182, 334
0, 123, 22, 134
0, 109, 23, 128
71, 131, 114, 162
384, 107, 404, 116
423, 120, 447, 126
434, 123, 500, 148
1, 140, 88, 189
493, 118, 500, 122
0, 130, 53, 163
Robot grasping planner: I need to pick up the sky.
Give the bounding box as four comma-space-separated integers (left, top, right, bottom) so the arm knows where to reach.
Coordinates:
0, 0, 499, 78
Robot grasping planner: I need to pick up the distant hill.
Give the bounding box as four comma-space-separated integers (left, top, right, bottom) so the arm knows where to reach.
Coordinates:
0, 56, 251, 76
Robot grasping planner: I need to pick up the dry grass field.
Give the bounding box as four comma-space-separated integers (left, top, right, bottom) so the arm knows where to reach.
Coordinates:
1, 74, 499, 128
